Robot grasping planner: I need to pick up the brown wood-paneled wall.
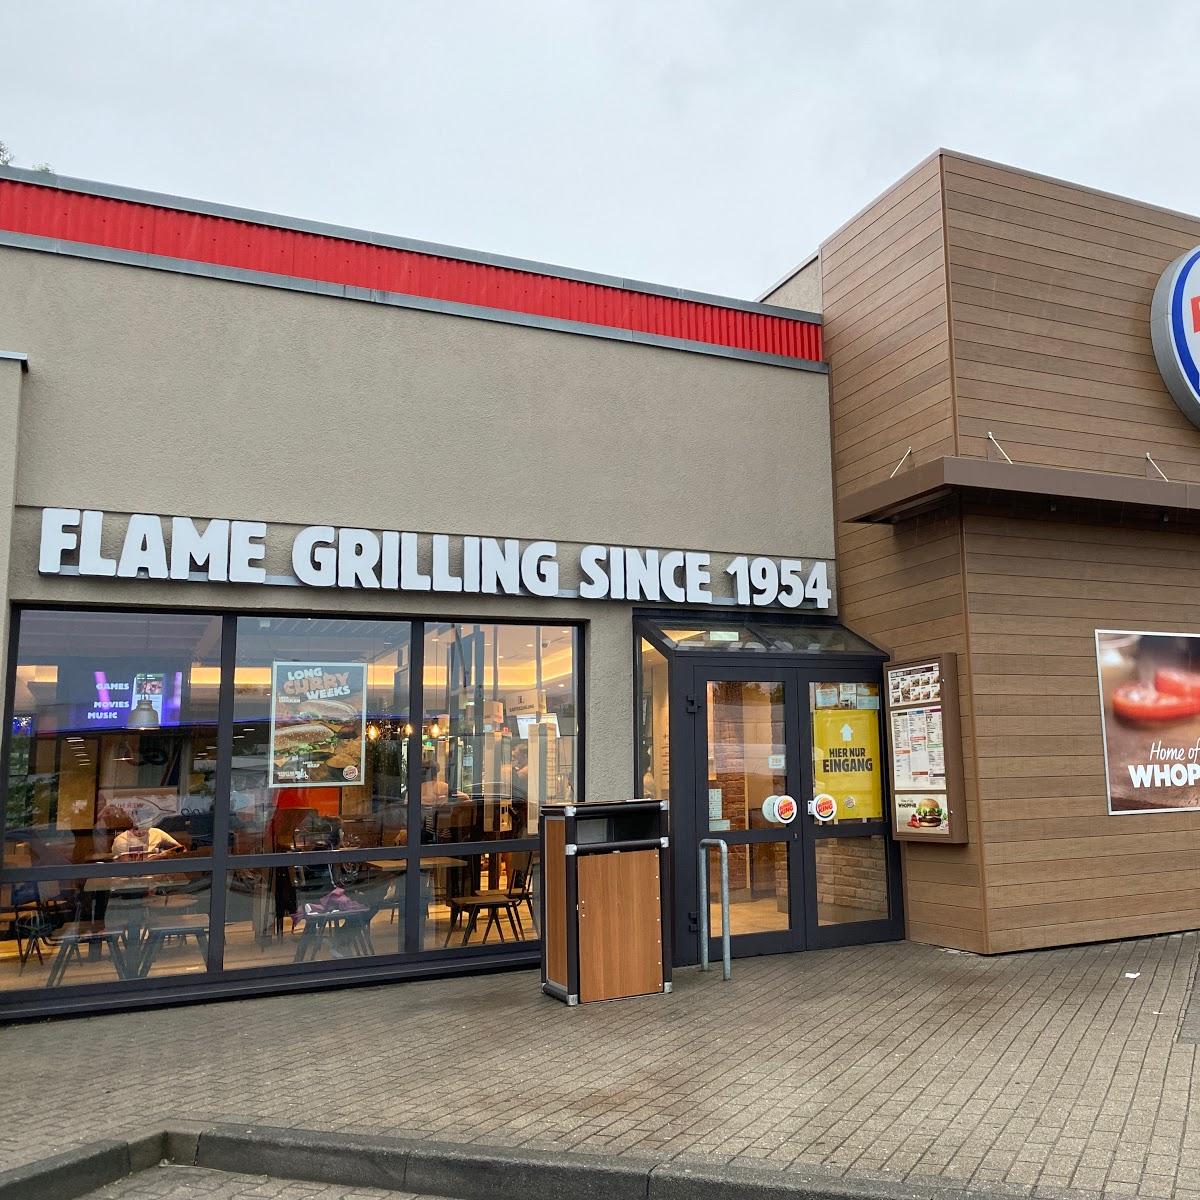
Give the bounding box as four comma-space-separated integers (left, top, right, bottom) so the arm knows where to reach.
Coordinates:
804, 155, 987, 952
963, 500, 1200, 951
942, 152, 1200, 479
798, 149, 1200, 953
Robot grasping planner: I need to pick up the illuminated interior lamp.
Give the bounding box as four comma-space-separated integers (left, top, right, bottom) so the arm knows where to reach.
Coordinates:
127, 700, 160, 730
403, 723, 414, 737
367, 723, 381, 742
428, 721, 441, 739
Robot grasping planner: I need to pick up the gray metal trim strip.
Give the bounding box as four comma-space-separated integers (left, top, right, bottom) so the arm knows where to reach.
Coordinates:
0, 230, 826, 373
0, 164, 822, 324
0, 350, 29, 372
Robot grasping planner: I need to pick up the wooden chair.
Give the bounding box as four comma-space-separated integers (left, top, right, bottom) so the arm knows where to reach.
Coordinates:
443, 852, 536, 947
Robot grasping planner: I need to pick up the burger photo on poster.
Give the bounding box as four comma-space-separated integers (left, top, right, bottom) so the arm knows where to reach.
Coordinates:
905, 797, 944, 830
1098, 630, 1200, 814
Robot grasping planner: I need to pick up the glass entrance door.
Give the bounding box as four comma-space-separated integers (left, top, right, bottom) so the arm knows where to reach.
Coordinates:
800, 669, 902, 950
695, 669, 805, 957
672, 660, 902, 963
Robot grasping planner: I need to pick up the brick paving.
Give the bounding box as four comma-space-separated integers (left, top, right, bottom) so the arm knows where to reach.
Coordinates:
79, 1163, 435, 1200
2, 933, 1198, 1200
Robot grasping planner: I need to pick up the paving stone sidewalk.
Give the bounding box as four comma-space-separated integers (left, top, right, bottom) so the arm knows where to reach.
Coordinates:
78, 1163, 441, 1200
2, 933, 1197, 1200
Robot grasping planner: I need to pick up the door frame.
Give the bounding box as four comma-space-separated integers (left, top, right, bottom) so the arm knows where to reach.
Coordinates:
666, 650, 903, 965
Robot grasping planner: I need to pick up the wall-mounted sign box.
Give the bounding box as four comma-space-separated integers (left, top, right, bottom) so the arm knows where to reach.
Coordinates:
885, 653, 967, 844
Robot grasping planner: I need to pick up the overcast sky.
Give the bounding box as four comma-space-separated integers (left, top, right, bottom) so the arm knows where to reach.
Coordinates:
3, 1, 1198, 299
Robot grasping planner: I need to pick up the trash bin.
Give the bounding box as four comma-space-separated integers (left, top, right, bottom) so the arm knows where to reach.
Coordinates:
539, 798, 671, 1005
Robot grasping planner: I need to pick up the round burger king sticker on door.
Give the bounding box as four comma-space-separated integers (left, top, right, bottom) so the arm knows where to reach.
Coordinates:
811, 794, 837, 822
1151, 246, 1200, 428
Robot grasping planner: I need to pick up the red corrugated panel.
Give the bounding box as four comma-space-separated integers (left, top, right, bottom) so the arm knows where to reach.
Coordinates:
0, 179, 822, 363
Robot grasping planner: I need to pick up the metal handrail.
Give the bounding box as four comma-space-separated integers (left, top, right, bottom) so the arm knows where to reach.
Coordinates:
697, 838, 731, 980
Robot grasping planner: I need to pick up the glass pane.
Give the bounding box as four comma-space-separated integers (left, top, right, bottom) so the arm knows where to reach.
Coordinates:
421, 624, 577, 843
815, 836, 889, 925
0, 870, 212, 990
639, 639, 670, 802
707, 842, 789, 935
706, 679, 787, 832
5, 610, 221, 866
229, 617, 411, 853
421, 850, 540, 949
661, 624, 879, 654
223, 862, 405, 967
809, 681, 883, 823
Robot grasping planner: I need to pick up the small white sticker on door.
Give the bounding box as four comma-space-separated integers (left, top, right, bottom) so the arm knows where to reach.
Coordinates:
767, 753, 786, 770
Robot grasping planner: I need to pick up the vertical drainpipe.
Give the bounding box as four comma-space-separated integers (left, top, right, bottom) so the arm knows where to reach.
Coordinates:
0, 353, 29, 699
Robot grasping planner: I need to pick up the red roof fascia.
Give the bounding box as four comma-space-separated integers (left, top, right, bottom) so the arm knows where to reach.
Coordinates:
0, 178, 821, 362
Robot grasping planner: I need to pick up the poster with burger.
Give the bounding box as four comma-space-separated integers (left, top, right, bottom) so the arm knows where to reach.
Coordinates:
269, 661, 367, 788
1096, 630, 1200, 814
894, 794, 948, 835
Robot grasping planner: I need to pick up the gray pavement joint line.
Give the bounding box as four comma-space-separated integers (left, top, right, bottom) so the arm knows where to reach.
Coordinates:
0, 1121, 1044, 1200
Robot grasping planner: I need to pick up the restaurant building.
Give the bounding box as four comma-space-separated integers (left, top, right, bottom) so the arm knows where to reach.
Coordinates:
1, 150, 1198, 1018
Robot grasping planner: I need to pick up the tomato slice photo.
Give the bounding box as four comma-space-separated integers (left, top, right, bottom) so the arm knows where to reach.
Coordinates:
1153, 668, 1200, 701
1112, 682, 1200, 723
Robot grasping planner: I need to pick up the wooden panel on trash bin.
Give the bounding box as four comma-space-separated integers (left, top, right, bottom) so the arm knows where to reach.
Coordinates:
544, 817, 567, 989
577, 849, 663, 1003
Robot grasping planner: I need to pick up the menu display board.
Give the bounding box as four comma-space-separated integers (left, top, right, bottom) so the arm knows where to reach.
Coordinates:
885, 654, 966, 843
269, 661, 367, 788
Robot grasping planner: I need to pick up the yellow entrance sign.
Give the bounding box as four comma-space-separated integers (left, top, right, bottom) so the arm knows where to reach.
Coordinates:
811, 709, 882, 820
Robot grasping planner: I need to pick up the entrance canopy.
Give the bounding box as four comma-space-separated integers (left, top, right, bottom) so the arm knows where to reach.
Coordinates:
638, 616, 886, 658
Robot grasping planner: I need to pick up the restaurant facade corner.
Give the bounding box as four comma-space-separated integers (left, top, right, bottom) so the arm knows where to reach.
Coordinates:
762, 149, 1200, 954
2, 148, 1199, 1017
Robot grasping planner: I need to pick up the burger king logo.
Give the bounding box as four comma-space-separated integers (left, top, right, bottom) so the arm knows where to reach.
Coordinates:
1151, 246, 1200, 428
761, 794, 798, 824
812, 793, 837, 822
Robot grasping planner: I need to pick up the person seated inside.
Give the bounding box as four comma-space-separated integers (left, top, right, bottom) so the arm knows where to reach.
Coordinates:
104, 809, 185, 861
421, 761, 449, 805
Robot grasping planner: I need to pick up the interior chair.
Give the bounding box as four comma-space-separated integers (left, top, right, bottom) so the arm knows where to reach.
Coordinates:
443, 852, 536, 947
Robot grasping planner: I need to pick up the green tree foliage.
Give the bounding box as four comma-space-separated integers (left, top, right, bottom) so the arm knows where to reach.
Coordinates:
0, 141, 52, 172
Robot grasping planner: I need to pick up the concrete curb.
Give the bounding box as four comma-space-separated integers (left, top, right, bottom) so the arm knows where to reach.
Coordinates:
0, 1121, 1020, 1200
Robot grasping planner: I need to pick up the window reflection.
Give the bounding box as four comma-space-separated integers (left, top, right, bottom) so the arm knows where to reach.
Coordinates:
0, 872, 212, 990
223, 862, 404, 968
4, 611, 221, 867
639, 639, 669, 802
229, 617, 412, 853
421, 851, 539, 949
420, 624, 577, 843
815, 837, 888, 925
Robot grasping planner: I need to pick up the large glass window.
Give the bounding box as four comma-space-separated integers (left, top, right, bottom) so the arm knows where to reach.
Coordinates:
1, 609, 577, 1001
420, 623, 577, 843
0, 870, 213, 991
229, 617, 412, 854
4, 611, 221, 866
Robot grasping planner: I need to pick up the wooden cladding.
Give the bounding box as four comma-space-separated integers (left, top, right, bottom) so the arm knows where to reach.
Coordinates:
818, 150, 1200, 954
812, 157, 984, 953
942, 153, 1200, 479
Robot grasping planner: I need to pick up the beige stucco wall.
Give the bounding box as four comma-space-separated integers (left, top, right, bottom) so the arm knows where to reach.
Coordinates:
0, 243, 835, 802
763, 254, 821, 312
0, 247, 833, 554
